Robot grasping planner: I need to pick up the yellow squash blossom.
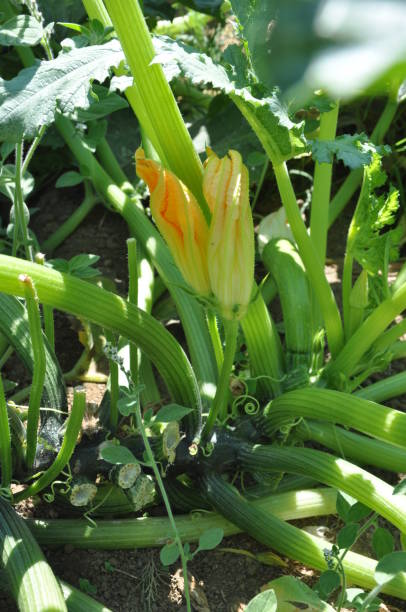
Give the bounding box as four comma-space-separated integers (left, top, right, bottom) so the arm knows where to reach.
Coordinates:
136, 148, 210, 295
204, 149, 255, 320
136, 148, 254, 320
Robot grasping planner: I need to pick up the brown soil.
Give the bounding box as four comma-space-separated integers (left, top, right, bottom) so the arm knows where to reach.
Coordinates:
1, 182, 405, 611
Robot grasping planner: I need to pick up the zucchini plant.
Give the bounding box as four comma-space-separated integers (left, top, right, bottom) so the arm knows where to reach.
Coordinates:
0, 0, 406, 610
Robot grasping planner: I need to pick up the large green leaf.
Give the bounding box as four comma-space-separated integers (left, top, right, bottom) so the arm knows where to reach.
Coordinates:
0, 15, 44, 47
310, 134, 391, 170
230, 0, 406, 100
152, 36, 306, 164
0, 40, 124, 141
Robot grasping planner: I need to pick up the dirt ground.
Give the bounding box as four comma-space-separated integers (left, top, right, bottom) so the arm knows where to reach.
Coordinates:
0, 178, 405, 611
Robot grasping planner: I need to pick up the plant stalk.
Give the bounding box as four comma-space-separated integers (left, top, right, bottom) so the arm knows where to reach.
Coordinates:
273, 162, 344, 356
310, 102, 339, 263
14, 389, 86, 502
21, 275, 46, 470
203, 319, 239, 439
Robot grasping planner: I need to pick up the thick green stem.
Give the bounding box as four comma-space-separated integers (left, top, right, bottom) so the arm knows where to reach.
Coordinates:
263, 239, 312, 369
14, 389, 86, 502
273, 162, 344, 356
355, 371, 406, 403
265, 387, 406, 448
202, 319, 238, 439
372, 318, 406, 354
103, 0, 209, 221
96, 138, 133, 192
238, 444, 406, 533
295, 419, 406, 473
326, 281, 406, 381
241, 293, 284, 397
0, 374, 12, 488
27, 487, 337, 547
0, 498, 67, 612
0, 254, 201, 432
82, 0, 168, 164
202, 474, 406, 601
310, 102, 339, 263
42, 184, 99, 253
328, 97, 398, 226
21, 275, 46, 470
342, 250, 354, 340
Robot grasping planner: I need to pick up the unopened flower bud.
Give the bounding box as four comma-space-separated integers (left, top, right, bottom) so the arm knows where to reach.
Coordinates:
136, 148, 210, 295
203, 149, 255, 319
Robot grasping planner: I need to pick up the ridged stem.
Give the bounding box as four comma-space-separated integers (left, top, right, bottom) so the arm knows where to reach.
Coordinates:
265, 388, 406, 448
59, 578, 112, 611
355, 371, 406, 402
0, 497, 67, 612
0, 255, 201, 432
103, 0, 209, 220
372, 318, 406, 354
310, 102, 339, 263
201, 474, 406, 600
238, 444, 406, 533
241, 293, 284, 397
0, 373, 12, 488
14, 389, 86, 502
273, 162, 344, 356
21, 275, 46, 470
326, 281, 406, 381
82, 0, 169, 166
262, 239, 312, 367
295, 419, 406, 473
27, 487, 337, 547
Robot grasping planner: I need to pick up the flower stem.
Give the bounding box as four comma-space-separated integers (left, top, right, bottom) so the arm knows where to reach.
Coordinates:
206, 310, 223, 374
203, 319, 238, 439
